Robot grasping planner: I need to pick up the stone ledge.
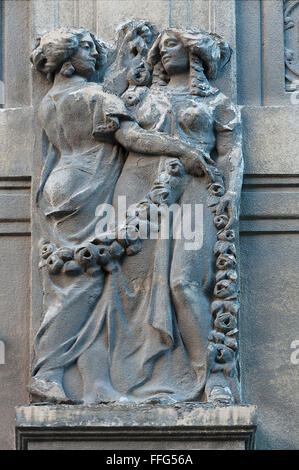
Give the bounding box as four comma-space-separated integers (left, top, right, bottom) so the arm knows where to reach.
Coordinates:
16, 403, 257, 450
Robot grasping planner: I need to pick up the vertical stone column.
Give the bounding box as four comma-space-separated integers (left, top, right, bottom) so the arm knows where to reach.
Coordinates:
2, 0, 31, 107
0, 0, 296, 451
261, 0, 286, 105
237, 0, 299, 451
236, 0, 263, 106
236, 0, 298, 106
31, 0, 99, 37
0, 0, 33, 449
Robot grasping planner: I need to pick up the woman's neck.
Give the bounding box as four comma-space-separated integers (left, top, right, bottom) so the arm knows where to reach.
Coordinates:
168, 71, 190, 90
52, 72, 87, 91
168, 60, 211, 94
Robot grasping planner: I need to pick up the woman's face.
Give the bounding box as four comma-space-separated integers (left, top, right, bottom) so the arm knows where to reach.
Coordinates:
159, 32, 189, 76
71, 33, 99, 78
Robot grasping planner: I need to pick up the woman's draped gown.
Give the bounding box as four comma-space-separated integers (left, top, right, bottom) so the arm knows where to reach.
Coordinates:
75, 86, 229, 403
32, 82, 133, 386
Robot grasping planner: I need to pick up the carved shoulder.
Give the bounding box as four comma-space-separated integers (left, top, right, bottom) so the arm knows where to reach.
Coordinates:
214, 95, 241, 133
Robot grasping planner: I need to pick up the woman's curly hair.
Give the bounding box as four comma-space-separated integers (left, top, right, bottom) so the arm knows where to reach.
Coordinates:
30, 27, 107, 81
147, 28, 231, 96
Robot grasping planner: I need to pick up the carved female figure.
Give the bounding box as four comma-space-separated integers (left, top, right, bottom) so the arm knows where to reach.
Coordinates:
29, 26, 133, 401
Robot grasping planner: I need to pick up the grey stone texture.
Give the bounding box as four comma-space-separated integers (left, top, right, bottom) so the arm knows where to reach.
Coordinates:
16, 403, 257, 450
0, 0, 297, 450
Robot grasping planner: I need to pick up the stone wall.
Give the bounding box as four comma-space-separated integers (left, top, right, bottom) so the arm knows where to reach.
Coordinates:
0, 0, 298, 450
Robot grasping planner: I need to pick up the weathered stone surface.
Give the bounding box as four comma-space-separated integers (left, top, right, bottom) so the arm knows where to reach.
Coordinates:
240, 234, 299, 450
0, 108, 33, 177
284, 0, 299, 92
0, 236, 31, 450
236, 0, 263, 106
16, 403, 257, 450
0, 193, 30, 221
241, 190, 299, 219
242, 106, 299, 175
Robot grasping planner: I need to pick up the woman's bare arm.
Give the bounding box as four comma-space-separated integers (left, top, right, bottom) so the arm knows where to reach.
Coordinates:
115, 120, 216, 181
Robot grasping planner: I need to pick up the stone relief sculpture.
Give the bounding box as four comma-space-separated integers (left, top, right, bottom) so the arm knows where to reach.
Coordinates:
29, 21, 243, 406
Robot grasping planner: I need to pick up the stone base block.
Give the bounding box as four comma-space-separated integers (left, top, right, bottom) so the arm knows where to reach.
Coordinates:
16, 403, 257, 450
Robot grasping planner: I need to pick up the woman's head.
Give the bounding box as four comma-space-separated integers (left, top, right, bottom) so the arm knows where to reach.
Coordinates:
148, 28, 231, 95
31, 27, 107, 81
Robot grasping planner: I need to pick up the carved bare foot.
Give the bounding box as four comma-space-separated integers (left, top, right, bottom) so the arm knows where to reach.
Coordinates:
28, 377, 73, 404
207, 386, 234, 405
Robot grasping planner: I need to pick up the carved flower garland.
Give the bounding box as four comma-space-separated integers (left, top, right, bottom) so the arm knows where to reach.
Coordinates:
39, 158, 186, 276
207, 180, 239, 391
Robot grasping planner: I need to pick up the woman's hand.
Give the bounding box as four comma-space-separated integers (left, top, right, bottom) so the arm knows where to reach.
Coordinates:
216, 190, 238, 229
179, 149, 216, 182
115, 122, 216, 184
